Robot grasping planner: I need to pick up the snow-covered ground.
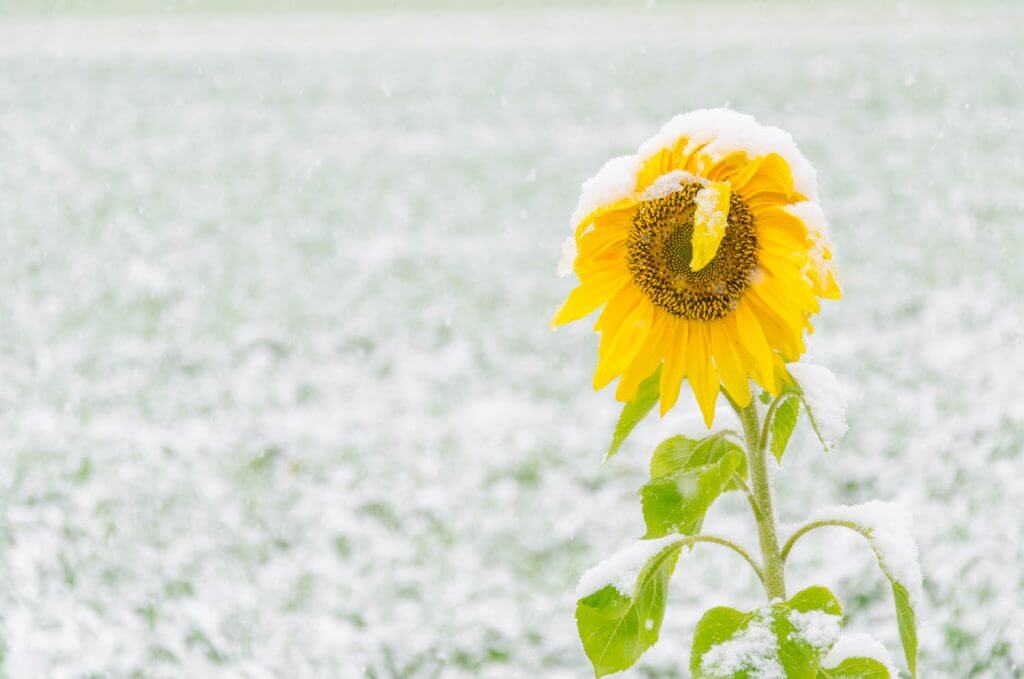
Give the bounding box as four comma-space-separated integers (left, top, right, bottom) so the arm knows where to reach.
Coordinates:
0, 3, 1022, 676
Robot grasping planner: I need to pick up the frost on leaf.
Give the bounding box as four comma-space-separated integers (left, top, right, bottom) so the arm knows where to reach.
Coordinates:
576, 534, 685, 600
788, 609, 842, 652
691, 586, 843, 678
699, 610, 784, 679
787, 362, 848, 450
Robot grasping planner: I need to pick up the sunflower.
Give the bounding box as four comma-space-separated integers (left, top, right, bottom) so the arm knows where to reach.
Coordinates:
553, 109, 840, 426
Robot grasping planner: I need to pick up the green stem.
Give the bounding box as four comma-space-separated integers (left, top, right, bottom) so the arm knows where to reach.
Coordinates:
780, 519, 866, 562
736, 399, 787, 600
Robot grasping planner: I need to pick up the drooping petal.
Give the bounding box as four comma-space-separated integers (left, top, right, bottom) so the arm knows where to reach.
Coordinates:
709, 319, 751, 407
690, 181, 732, 271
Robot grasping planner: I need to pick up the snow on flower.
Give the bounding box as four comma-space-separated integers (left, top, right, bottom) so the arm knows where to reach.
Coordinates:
636, 108, 819, 200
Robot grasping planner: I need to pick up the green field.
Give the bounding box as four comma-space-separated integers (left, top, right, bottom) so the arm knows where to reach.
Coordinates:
0, 2, 1022, 676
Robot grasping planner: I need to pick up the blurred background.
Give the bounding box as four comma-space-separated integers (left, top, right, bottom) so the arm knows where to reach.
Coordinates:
0, 0, 1021, 676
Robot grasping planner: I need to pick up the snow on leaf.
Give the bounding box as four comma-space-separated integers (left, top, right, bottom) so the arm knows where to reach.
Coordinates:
576, 534, 686, 600
787, 362, 848, 450
822, 633, 897, 678
801, 501, 922, 676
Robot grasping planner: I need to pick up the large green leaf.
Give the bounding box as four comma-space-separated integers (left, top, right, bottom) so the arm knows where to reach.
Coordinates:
691, 586, 843, 678
768, 394, 800, 463
575, 537, 684, 677
606, 367, 661, 462
818, 657, 892, 678
640, 448, 743, 538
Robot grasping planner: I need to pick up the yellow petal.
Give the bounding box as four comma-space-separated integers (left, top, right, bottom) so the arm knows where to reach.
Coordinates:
690, 180, 732, 271
593, 297, 654, 390
616, 313, 669, 402
551, 267, 630, 327
731, 153, 795, 200
709, 320, 751, 407
733, 299, 777, 393
686, 324, 719, 427
659, 319, 689, 415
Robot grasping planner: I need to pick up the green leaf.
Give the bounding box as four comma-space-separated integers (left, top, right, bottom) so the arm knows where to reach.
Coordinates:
575, 537, 684, 677
691, 586, 843, 678
891, 582, 917, 678
640, 449, 743, 538
818, 657, 892, 678
769, 395, 800, 463
648, 433, 747, 482
606, 367, 661, 462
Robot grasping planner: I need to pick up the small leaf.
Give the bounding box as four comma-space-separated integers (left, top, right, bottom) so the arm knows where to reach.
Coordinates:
640, 450, 743, 538
575, 538, 683, 677
769, 395, 800, 463
649, 433, 746, 481
606, 367, 661, 462
691, 586, 844, 678
818, 657, 892, 678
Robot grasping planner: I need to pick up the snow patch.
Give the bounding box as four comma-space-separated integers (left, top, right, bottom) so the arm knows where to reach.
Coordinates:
700, 610, 783, 679
823, 633, 897, 676
810, 501, 923, 608
788, 362, 848, 449
788, 610, 842, 651
575, 534, 685, 600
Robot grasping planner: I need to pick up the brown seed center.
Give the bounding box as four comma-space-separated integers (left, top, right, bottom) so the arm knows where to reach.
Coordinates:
626, 182, 759, 321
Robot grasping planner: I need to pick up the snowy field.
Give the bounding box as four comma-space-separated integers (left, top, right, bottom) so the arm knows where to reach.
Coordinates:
0, 2, 1022, 677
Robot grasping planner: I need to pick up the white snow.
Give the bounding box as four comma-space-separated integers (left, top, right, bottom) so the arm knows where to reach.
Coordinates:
1, 7, 1021, 678
809, 501, 924, 608
823, 633, 897, 676
787, 362, 848, 450
699, 610, 784, 679
568, 154, 641, 231
636, 108, 819, 201
575, 535, 685, 599
788, 610, 842, 652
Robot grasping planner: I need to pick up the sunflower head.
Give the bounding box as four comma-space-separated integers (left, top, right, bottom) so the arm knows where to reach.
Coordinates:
554, 109, 841, 426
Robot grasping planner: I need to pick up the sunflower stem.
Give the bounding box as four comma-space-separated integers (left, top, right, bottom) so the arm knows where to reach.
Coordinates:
736, 399, 787, 600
